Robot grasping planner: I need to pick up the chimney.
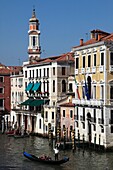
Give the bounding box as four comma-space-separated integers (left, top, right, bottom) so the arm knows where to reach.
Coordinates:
91, 30, 95, 39
80, 39, 83, 46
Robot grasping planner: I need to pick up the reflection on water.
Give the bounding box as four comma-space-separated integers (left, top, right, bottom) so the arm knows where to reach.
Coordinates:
0, 134, 113, 170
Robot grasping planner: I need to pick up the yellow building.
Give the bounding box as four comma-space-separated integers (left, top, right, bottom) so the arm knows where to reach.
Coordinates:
72, 29, 113, 150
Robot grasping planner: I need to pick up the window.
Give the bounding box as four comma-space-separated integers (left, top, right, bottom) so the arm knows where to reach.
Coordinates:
25, 71, 27, 78
100, 85, 104, 100
63, 125, 65, 130
101, 53, 104, 65
0, 77, 3, 82
44, 68, 46, 77
47, 68, 49, 77
82, 86, 85, 99
19, 78, 23, 87
83, 108, 85, 121
0, 99, 3, 107
93, 125, 96, 131
29, 70, 31, 78
82, 123, 85, 129
83, 56, 85, 68
110, 86, 113, 99
69, 83, 73, 92
32, 70, 34, 78
39, 119, 41, 129
76, 107, 79, 120
63, 110, 65, 117
110, 110, 113, 124
52, 112, 54, 119
94, 109, 96, 123
62, 67, 65, 75
76, 58, 79, 69
45, 111, 48, 119
62, 80, 66, 92
0, 88, 3, 93
36, 69, 38, 78
53, 80, 55, 92
15, 79, 17, 86
88, 55, 91, 67
93, 86, 96, 99
39, 69, 41, 77
94, 54, 96, 66
101, 110, 104, 123
70, 110, 73, 118
110, 52, 113, 65
33, 36, 35, 46
111, 126, 113, 133
53, 67, 55, 75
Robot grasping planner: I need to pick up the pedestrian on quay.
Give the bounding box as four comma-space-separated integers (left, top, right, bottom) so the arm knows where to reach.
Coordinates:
53, 145, 59, 161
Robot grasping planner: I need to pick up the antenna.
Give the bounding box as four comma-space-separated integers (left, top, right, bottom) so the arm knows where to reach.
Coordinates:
18, 58, 20, 66
86, 33, 88, 41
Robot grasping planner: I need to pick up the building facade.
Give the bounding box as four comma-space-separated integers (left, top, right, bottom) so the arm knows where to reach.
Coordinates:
72, 29, 113, 149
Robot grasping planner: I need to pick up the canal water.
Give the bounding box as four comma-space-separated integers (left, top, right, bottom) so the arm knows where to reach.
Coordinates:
0, 134, 113, 170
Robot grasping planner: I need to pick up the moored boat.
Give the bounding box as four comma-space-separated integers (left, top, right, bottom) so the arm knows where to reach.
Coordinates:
5, 130, 14, 135
23, 151, 69, 165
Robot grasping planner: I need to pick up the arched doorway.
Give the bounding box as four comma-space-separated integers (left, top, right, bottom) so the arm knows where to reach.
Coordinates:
87, 112, 91, 142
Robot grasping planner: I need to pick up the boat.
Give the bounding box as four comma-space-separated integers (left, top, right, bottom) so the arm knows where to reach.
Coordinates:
23, 151, 69, 165
6, 130, 14, 135
14, 134, 29, 138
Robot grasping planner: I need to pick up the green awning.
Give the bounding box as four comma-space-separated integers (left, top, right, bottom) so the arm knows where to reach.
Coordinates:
31, 82, 40, 91
20, 99, 33, 106
25, 83, 34, 91
29, 99, 49, 106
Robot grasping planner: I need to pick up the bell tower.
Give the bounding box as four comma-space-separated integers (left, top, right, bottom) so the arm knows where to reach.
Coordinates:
28, 8, 41, 62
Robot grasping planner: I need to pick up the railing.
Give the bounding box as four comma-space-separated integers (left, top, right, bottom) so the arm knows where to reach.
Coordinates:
98, 118, 104, 124
72, 98, 104, 106
80, 116, 85, 121
109, 65, 113, 72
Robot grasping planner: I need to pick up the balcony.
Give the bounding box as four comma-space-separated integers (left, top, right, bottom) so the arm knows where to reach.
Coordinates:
91, 117, 96, 123
45, 118, 48, 122
80, 116, 85, 122
74, 115, 78, 120
92, 67, 96, 73
81, 68, 85, 74
98, 118, 104, 124
75, 69, 78, 75
99, 66, 104, 72
86, 67, 90, 73
72, 98, 104, 107
109, 65, 113, 72
51, 119, 54, 123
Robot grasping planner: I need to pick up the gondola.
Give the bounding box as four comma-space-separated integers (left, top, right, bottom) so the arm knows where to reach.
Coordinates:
23, 151, 69, 165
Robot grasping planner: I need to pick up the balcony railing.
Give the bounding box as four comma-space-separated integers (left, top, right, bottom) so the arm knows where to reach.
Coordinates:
74, 115, 79, 120
99, 65, 104, 72
98, 118, 104, 124
109, 65, 113, 72
91, 117, 96, 123
80, 116, 85, 122
72, 98, 104, 107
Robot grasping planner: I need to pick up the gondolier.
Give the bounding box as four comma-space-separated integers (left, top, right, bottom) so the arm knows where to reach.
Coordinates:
53, 146, 59, 161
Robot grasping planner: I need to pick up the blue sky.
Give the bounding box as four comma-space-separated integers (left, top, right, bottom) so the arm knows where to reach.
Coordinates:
0, 0, 113, 66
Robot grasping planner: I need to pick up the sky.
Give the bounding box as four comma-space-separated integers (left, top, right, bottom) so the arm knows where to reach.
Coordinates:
0, 0, 113, 66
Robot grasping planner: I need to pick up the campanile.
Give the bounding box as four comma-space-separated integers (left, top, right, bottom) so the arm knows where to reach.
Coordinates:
28, 8, 41, 62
